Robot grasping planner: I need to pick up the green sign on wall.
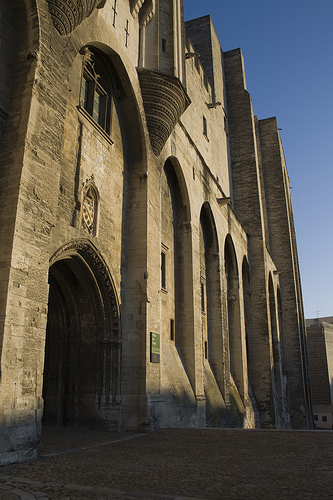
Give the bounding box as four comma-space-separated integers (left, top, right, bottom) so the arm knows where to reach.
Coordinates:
150, 332, 160, 363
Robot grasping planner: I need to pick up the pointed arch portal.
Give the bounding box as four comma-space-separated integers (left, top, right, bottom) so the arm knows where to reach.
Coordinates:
42, 241, 121, 429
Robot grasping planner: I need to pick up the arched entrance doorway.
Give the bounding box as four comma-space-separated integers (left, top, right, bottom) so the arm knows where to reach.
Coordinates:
42, 242, 121, 430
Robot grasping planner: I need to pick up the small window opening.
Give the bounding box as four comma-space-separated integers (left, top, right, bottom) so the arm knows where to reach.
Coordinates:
161, 251, 166, 289
162, 38, 167, 52
204, 341, 208, 359
170, 319, 175, 341
201, 281, 205, 312
322, 415, 328, 422
203, 115, 207, 137
314, 415, 318, 421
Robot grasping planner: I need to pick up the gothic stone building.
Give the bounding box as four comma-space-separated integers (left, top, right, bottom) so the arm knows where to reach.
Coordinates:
0, 0, 312, 464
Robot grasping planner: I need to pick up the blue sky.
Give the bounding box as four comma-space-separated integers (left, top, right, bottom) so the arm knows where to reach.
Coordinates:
185, 0, 333, 319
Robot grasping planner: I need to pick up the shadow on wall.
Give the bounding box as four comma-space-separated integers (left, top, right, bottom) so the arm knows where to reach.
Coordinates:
0, 413, 41, 466
146, 381, 256, 431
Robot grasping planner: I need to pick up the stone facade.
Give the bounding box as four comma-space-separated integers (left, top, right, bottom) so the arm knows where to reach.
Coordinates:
0, 0, 312, 464
306, 317, 333, 429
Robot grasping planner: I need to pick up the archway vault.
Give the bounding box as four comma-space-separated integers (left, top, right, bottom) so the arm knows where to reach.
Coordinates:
43, 240, 122, 430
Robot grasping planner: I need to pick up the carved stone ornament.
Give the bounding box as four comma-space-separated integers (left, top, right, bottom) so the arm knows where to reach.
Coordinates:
138, 68, 191, 156
130, 0, 155, 26
50, 240, 120, 329
82, 187, 96, 233
81, 177, 99, 235
46, 0, 107, 36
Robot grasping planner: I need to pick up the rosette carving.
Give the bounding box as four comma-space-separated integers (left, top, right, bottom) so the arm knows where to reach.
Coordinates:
138, 68, 191, 156
47, 0, 107, 35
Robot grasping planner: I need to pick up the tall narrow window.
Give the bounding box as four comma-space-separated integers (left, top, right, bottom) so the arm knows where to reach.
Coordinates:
203, 115, 208, 137
80, 48, 112, 134
161, 251, 166, 289
170, 319, 175, 341
204, 341, 208, 359
201, 280, 205, 312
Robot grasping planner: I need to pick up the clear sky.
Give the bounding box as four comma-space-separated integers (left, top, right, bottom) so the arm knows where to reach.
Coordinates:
185, 0, 333, 319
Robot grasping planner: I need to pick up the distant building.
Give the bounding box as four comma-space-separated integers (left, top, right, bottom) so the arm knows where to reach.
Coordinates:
307, 317, 333, 429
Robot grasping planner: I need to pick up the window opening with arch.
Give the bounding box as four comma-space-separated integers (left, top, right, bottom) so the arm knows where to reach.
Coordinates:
80, 48, 113, 134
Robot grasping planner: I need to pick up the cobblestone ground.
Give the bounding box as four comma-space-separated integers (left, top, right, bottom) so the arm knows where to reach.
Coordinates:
1, 427, 333, 499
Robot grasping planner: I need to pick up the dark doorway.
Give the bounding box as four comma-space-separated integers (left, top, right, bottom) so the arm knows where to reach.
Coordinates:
42, 247, 121, 429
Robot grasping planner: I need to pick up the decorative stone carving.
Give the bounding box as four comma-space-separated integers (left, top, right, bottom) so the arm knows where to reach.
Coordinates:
50, 240, 120, 327
81, 187, 96, 233
130, 0, 144, 14
130, 0, 155, 26
46, 0, 107, 36
80, 176, 99, 236
138, 68, 190, 156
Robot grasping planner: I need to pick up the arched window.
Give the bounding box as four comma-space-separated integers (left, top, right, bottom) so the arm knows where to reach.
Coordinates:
80, 48, 112, 134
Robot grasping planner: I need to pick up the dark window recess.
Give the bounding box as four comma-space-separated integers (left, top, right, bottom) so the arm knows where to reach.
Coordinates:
203, 116, 207, 137
204, 341, 208, 359
322, 415, 328, 422
162, 38, 167, 52
170, 319, 175, 341
314, 414, 318, 421
161, 251, 166, 289
201, 282, 205, 312
80, 49, 112, 134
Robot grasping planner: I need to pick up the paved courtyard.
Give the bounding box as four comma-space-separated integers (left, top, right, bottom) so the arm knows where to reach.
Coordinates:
0, 427, 333, 499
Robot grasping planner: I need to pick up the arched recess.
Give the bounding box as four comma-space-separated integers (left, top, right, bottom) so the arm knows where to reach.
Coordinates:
224, 235, 244, 396
199, 203, 224, 391
268, 273, 283, 420
160, 157, 195, 388
242, 257, 252, 377
43, 241, 121, 429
